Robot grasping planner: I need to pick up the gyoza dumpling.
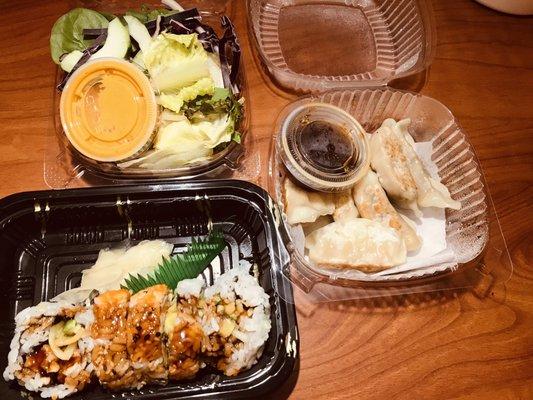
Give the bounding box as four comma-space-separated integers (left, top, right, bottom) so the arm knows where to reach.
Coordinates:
333, 191, 359, 222
353, 170, 421, 252
389, 119, 461, 210
371, 118, 461, 212
283, 178, 335, 224
369, 119, 421, 216
302, 215, 333, 236
305, 219, 406, 273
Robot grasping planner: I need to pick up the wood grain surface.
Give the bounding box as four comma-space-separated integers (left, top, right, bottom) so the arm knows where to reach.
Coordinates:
0, 0, 532, 399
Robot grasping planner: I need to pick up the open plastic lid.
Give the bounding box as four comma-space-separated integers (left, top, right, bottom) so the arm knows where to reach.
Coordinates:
247, 0, 436, 92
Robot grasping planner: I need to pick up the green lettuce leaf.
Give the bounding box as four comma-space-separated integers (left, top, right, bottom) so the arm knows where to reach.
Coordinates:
125, 4, 173, 23
154, 115, 234, 164
181, 89, 243, 127
50, 8, 109, 64
158, 77, 215, 113
143, 33, 211, 92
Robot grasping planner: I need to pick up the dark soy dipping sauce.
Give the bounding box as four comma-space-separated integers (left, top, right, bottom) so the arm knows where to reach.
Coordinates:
298, 120, 355, 173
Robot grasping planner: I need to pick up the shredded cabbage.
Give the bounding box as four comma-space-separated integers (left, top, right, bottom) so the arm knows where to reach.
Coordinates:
158, 77, 215, 113
154, 115, 232, 165
143, 33, 211, 91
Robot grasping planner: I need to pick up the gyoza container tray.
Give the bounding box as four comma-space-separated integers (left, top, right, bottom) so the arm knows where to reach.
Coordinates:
269, 89, 513, 302
0, 180, 298, 399
248, 0, 513, 302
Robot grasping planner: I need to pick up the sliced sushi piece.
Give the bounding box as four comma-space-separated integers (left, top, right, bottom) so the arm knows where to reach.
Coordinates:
202, 265, 271, 376
91, 289, 140, 390
126, 284, 171, 385
3, 300, 94, 399
163, 294, 205, 381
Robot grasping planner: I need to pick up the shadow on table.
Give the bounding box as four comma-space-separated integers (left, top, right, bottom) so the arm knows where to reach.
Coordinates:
256, 357, 300, 400
294, 263, 507, 317
389, 67, 430, 93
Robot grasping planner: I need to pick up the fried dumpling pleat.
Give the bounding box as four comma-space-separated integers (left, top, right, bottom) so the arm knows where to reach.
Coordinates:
305, 219, 406, 273
370, 118, 420, 216
283, 178, 335, 224
371, 118, 461, 212
389, 119, 461, 210
302, 215, 333, 236
353, 171, 421, 252
332, 191, 359, 222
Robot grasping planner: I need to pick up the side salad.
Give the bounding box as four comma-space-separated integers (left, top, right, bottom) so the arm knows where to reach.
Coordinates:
51, 1, 244, 170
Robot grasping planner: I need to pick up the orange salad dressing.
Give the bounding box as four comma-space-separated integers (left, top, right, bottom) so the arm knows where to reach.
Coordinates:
60, 58, 157, 162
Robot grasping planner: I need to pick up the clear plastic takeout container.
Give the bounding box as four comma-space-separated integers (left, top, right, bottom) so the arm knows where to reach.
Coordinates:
246, 1, 513, 302
247, 0, 436, 92
45, 0, 261, 189
269, 89, 513, 302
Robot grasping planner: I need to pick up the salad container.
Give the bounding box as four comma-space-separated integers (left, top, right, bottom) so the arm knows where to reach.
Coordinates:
247, 0, 513, 302
0, 180, 298, 399
45, 0, 260, 189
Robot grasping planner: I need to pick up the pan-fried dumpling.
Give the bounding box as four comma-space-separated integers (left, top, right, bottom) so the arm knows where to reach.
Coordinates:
371, 118, 461, 211
305, 219, 406, 273
389, 119, 461, 210
302, 215, 333, 236
369, 119, 421, 216
353, 170, 421, 252
283, 178, 335, 224
333, 191, 359, 222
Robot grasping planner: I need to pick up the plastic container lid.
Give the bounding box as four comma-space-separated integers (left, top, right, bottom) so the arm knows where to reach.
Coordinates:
60, 58, 158, 162
247, 0, 436, 92
276, 102, 370, 192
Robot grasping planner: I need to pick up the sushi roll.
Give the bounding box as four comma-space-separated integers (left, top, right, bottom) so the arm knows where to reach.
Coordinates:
164, 279, 206, 381
202, 266, 271, 376
126, 284, 171, 385
3, 300, 94, 399
4, 264, 273, 398
90, 289, 140, 390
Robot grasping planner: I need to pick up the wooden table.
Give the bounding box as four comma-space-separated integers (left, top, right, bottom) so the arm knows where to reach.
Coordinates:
0, 0, 532, 399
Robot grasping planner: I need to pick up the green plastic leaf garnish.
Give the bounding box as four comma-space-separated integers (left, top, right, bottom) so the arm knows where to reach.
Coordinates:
121, 231, 226, 293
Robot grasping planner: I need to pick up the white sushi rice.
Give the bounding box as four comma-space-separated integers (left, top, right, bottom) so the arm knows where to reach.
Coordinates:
78, 337, 95, 354
3, 330, 23, 381
15, 301, 75, 327
201, 317, 220, 336
202, 265, 271, 374
227, 304, 271, 375
40, 384, 77, 399
74, 307, 94, 327
4, 301, 73, 382
204, 265, 270, 308
176, 275, 205, 298
20, 330, 49, 355
23, 374, 50, 391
